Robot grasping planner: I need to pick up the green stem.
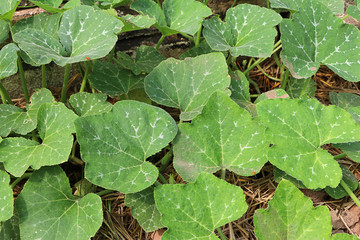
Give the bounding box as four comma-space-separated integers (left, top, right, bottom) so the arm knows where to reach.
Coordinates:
156, 0, 161, 6
281, 68, 290, 89
232, 60, 260, 93
243, 57, 265, 75
108, 46, 115, 62
334, 153, 347, 160
41, 65, 46, 88
0, 81, 12, 104
158, 174, 168, 184
17, 54, 30, 103
273, 52, 282, 68
96, 189, 115, 197
216, 227, 227, 240
231, 0, 237, 7
179, 32, 194, 42
79, 62, 90, 93
11, 173, 32, 188
69, 155, 84, 165
266, 0, 270, 8
159, 149, 173, 172
273, 39, 282, 49
342, 14, 350, 20
272, 44, 282, 55
77, 62, 84, 78
221, 168, 226, 180
340, 180, 360, 208
299, 77, 311, 97
256, 64, 281, 81
194, 26, 202, 47
155, 35, 166, 50
60, 64, 71, 103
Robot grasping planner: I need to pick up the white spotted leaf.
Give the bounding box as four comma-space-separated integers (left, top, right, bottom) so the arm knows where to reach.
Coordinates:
0, 88, 55, 137
145, 52, 230, 121
89, 61, 144, 97
173, 91, 268, 182
0, 214, 20, 240
0, 171, 12, 222
254, 180, 332, 239
0, 0, 19, 16
257, 98, 360, 189
125, 186, 164, 232
286, 77, 316, 99
122, 14, 156, 30
69, 92, 112, 117
0, 103, 78, 177
0, 20, 9, 44
280, 0, 360, 82
154, 172, 247, 240
75, 100, 177, 194
15, 166, 103, 240
269, 0, 344, 15
203, 4, 282, 58
347, 6, 360, 21
0, 43, 19, 80
13, 5, 123, 66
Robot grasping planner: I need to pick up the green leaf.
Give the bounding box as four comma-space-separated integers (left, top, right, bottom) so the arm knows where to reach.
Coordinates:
0, 20, 9, 45
229, 70, 251, 102
13, 6, 123, 66
122, 14, 157, 29
254, 89, 289, 104
145, 52, 230, 121
0, 103, 78, 177
75, 100, 177, 194
89, 61, 143, 97
173, 91, 268, 182
74, 179, 96, 197
254, 180, 332, 240
347, 6, 360, 21
29, 0, 63, 13
116, 45, 166, 75
125, 186, 164, 232
280, 0, 360, 82
69, 92, 112, 117
131, 0, 212, 36
334, 142, 360, 162
0, 171, 12, 222
0, 88, 55, 137
63, 0, 82, 9
0, 214, 20, 240
154, 172, 247, 239
269, 0, 344, 15
286, 77, 316, 99
273, 166, 308, 189
0, 43, 19, 80
179, 40, 216, 59
15, 166, 103, 240
332, 233, 360, 240
325, 164, 358, 199
257, 98, 360, 189
203, 4, 282, 58
0, 0, 19, 16
330, 92, 360, 110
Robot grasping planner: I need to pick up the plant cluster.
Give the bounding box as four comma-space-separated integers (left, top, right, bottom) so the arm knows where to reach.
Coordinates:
0, 0, 360, 239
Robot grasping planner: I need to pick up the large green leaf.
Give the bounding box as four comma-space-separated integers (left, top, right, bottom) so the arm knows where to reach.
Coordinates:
75, 100, 177, 194
125, 186, 164, 232
0, 20, 9, 44
0, 43, 19, 80
173, 91, 268, 182
280, 0, 360, 82
13, 6, 123, 66
203, 4, 282, 58
89, 61, 143, 97
269, 0, 344, 15
69, 92, 112, 117
154, 172, 247, 239
131, 0, 212, 36
0, 88, 55, 137
0, 103, 78, 177
145, 52, 230, 121
0, 214, 20, 240
257, 98, 360, 189
0, 171, 12, 222
254, 180, 332, 239
15, 166, 103, 240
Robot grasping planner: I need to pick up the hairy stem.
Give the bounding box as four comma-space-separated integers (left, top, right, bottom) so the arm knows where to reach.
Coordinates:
195, 26, 202, 47
231, 0, 237, 7
60, 64, 71, 103
159, 149, 173, 172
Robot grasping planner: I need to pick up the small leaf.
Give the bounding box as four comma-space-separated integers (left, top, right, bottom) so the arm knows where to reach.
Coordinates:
347, 6, 360, 21
145, 52, 230, 121
325, 164, 359, 199
0, 103, 78, 177
0, 43, 19, 80
75, 100, 177, 194
330, 92, 360, 110
173, 91, 268, 182
89, 61, 143, 97
254, 180, 332, 239
29, 0, 63, 13
15, 166, 103, 240
257, 98, 360, 189
229, 70, 250, 102
203, 4, 282, 58
269, 0, 344, 15
179, 40, 216, 59
280, 0, 360, 81
125, 186, 164, 232
154, 172, 247, 239
0, 171, 12, 222
122, 14, 157, 29
69, 92, 112, 117
0, 214, 20, 240
0, 20, 9, 44
287, 77, 316, 99
0, 88, 55, 137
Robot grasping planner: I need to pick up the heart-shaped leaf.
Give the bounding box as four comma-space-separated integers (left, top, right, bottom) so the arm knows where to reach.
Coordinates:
125, 186, 164, 232
89, 61, 144, 97
0, 43, 19, 80
280, 0, 360, 81
257, 98, 360, 189
325, 164, 359, 199
131, 0, 212, 36
15, 166, 103, 240
75, 100, 177, 194
0, 214, 20, 240
0, 103, 78, 177
69, 92, 112, 117
145, 52, 230, 121
173, 91, 268, 182
0, 20, 9, 44
0, 88, 55, 137
13, 5, 123, 66
269, 0, 344, 15
154, 172, 247, 239
203, 4, 282, 58
254, 180, 332, 239
286, 77, 316, 99
0, 171, 12, 222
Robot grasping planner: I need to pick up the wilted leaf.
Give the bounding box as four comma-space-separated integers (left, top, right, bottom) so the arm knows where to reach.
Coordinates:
69, 92, 112, 117
0, 171, 12, 222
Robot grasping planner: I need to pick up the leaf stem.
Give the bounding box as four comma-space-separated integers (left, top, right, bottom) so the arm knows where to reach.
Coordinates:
158, 173, 168, 184
11, 173, 32, 188
155, 35, 166, 50
232, 60, 260, 93
272, 52, 282, 67
342, 14, 350, 20
266, 0, 270, 8
17, 54, 30, 103
281, 68, 290, 89
221, 168, 226, 180
79, 61, 90, 93
69, 156, 84, 165
194, 26, 202, 47
334, 153, 347, 159
256, 64, 281, 81
159, 148, 173, 172
61, 64, 71, 103
156, 0, 161, 6
41, 65, 47, 88
243, 57, 265, 75
0, 81, 12, 104
340, 180, 360, 208
299, 77, 311, 97
216, 227, 227, 240
231, 0, 237, 7
96, 189, 115, 197
108, 46, 116, 63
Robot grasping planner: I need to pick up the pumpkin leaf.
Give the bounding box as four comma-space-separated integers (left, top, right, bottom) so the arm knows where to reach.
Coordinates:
286, 77, 316, 99
0, 171, 12, 222
325, 164, 359, 199
122, 14, 157, 30
269, 0, 344, 15
154, 172, 247, 239
145, 52, 230, 121
347, 6, 360, 21
0, 43, 19, 80
69, 92, 112, 117
0, 0, 19, 16
0, 214, 20, 240
330, 92, 360, 111
179, 40, 216, 59
28, 0, 63, 13
75, 100, 177, 194
0, 20, 9, 44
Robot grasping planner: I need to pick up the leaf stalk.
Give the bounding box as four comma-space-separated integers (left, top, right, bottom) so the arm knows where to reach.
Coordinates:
60, 64, 71, 103
17, 54, 30, 103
